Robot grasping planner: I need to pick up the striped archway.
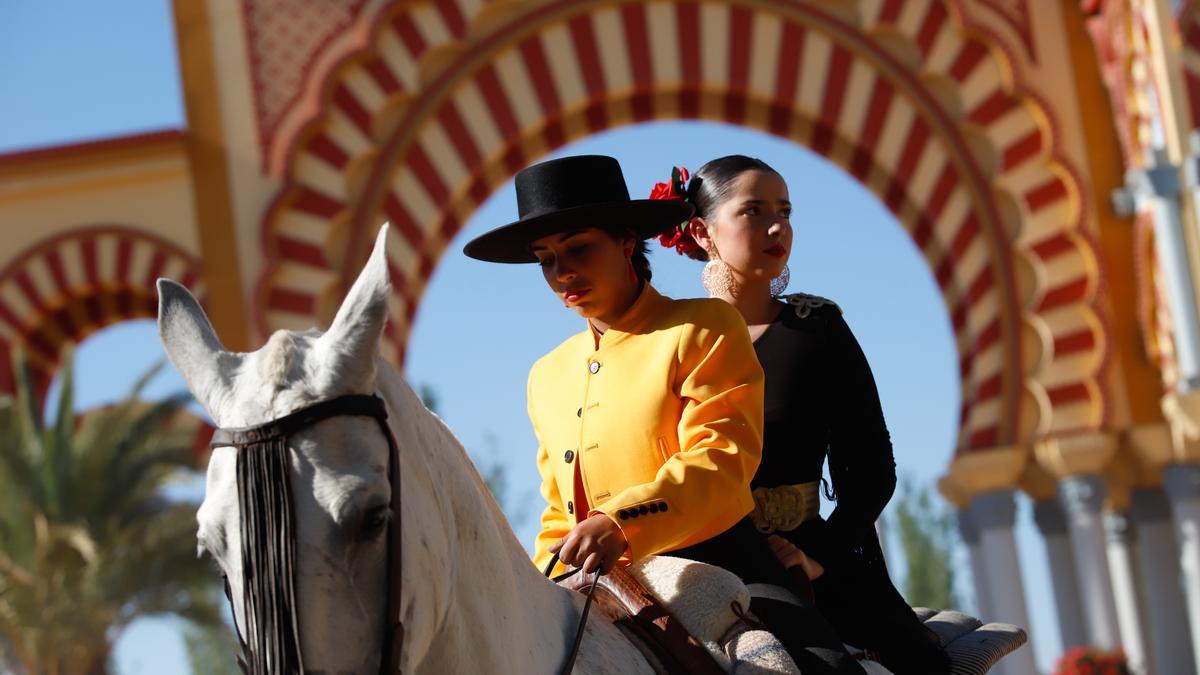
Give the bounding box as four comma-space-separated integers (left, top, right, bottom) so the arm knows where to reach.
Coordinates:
0, 225, 203, 400
257, 0, 1109, 455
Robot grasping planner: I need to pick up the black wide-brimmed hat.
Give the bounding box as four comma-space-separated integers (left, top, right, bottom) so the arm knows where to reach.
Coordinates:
463, 155, 694, 263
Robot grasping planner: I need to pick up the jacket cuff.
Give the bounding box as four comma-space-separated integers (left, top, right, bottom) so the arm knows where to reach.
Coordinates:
594, 497, 671, 561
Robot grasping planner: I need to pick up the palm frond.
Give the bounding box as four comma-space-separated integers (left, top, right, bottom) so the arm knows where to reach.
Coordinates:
127, 358, 167, 400
0, 390, 42, 512
49, 347, 76, 518
0, 350, 219, 671
9, 347, 41, 438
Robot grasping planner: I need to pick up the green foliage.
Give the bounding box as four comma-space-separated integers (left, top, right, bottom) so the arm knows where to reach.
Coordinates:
0, 348, 224, 674
183, 603, 240, 675
417, 383, 440, 416
894, 475, 961, 611
416, 383, 529, 529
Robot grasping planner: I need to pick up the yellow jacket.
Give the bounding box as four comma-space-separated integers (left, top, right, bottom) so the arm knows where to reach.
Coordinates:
528, 284, 764, 575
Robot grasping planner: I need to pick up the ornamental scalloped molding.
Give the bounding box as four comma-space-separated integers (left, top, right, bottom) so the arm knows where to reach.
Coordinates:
257, 0, 1108, 450
942, 0, 1112, 442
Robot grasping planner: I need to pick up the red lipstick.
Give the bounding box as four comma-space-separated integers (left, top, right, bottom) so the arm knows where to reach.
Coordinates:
563, 288, 591, 304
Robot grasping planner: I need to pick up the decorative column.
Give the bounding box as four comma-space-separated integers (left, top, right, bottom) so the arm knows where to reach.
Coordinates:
967, 490, 1038, 675
957, 509, 993, 621
1130, 153, 1200, 388
1130, 486, 1196, 675
1104, 511, 1149, 674
1059, 474, 1122, 648
1166, 463, 1200, 674
1032, 499, 1087, 651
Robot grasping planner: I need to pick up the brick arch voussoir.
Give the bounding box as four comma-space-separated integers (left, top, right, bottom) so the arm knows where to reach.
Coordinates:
0, 225, 204, 404
262, 0, 1108, 452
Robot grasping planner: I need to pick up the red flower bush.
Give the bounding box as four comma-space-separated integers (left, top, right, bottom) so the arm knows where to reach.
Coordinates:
1053, 647, 1130, 675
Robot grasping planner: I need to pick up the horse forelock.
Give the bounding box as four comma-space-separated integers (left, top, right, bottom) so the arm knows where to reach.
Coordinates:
257, 329, 324, 393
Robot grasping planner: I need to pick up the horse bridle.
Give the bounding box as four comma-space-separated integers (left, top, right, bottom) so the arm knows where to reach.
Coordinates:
212, 392, 602, 674
211, 394, 404, 674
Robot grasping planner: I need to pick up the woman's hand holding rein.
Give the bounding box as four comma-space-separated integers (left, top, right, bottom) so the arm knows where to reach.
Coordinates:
550, 514, 629, 575
768, 534, 825, 580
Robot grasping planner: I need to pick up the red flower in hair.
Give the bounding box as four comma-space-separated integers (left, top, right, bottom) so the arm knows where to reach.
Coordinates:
650, 166, 703, 256
650, 166, 689, 201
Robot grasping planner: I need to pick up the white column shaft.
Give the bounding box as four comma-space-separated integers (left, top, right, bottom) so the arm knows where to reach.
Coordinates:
1105, 513, 1149, 674
968, 491, 1037, 675
1060, 475, 1122, 648
1167, 464, 1200, 675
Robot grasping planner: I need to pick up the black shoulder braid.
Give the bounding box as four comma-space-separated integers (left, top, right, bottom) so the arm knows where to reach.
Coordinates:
780, 292, 841, 319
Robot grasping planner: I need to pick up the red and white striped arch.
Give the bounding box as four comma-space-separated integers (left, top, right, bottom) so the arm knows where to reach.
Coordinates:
257, 0, 1107, 454
0, 225, 203, 400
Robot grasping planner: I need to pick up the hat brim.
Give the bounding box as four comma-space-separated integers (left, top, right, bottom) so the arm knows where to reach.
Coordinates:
462, 200, 695, 264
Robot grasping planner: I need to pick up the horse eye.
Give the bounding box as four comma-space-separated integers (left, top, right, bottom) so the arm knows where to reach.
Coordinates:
361, 506, 391, 539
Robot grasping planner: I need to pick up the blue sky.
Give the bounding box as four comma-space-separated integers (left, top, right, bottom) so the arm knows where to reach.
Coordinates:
2, 2, 1061, 672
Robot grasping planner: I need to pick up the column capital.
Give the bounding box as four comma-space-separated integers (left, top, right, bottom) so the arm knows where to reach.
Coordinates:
937, 474, 969, 509
1164, 462, 1200, 500
967, 489, 1017, 530
1130, 486, 1173, 523
1103, 510, 1134, 545
1060, 474, 1109, 519
947, 445, 1028, 500
1162, 391, 1200, 461
1033, 498, 1069, 536
957, 510, 980, 545
1125, 422, 1174, 477
1035, 431, 1119, 477
1129, 159, 1181, 198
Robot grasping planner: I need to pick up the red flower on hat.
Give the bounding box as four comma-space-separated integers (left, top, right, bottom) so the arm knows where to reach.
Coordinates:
650, 166, 703, 257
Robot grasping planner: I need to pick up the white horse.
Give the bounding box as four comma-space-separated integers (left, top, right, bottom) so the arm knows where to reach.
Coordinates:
160, 225, 657, 673
160, 225, 1024, 674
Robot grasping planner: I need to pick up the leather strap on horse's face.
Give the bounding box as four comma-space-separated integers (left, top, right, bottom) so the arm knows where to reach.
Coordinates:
212, 394, 404, 675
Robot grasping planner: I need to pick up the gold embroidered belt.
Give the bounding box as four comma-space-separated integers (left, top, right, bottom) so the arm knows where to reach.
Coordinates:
750, 481, 821, 534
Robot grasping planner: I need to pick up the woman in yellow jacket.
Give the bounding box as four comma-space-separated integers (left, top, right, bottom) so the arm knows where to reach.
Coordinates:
464, 155, 864, 675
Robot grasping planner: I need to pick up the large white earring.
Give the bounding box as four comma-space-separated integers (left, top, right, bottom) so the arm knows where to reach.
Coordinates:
701, 247, 736, 297
770, 265, 791, 297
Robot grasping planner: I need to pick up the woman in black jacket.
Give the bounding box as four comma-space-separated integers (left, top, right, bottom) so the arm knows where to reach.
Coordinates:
653, 155, 950, 675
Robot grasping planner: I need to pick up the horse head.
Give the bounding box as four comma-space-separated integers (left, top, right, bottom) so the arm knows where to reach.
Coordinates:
158, 226, 401, 673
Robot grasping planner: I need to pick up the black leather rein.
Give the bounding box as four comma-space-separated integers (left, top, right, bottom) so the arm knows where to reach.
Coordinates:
543, 552, 602, 675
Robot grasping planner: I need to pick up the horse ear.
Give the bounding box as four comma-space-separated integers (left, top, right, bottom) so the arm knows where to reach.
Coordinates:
318, 225, 392, 387
157, 279, 241, 418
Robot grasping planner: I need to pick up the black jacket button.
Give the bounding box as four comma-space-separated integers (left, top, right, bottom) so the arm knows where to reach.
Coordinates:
564, 449, 574, 463
659, 502, 668, 512
577, 407, 582, 417
639, 505, 649, 515
649, 503, 659, 513
567, 501, 574, 515
618, 509, 629, 520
